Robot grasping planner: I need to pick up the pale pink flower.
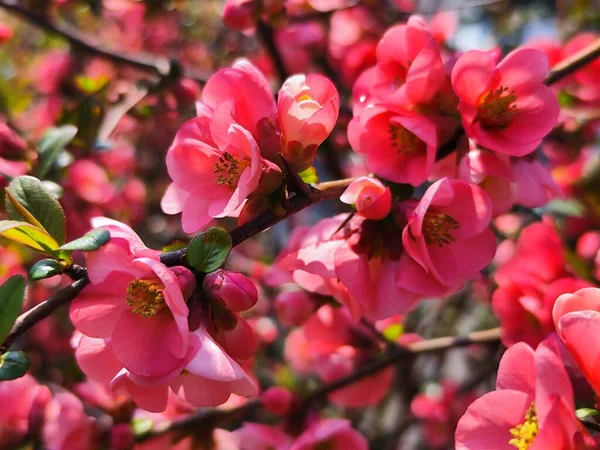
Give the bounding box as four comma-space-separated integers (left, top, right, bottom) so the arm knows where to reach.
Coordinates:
401, 178, 496, 288
340, 176, 392, 220
291, 419, 368, 450
278, 74, 340, 172
347, 105, 438, 186
452, 47, 559, 156
553, 287, 600, 402
71, 217, 195, 380
455, 336, 593, 449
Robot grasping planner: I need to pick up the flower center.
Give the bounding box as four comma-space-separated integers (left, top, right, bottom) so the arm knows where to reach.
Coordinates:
388, 123, 426, 155
475, 85, 518, 130
509, 403, 538, 450
214, 152, 251, 188
297, 93, 313, 102
422, 212, 460, 247
126, 279, 166, 318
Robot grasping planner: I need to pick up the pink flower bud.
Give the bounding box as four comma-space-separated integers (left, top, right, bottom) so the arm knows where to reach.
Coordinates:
252, 317, 278, 344
261, 387, 294, 415
223, 0, 255, 31
278, 74, 340, 172
171, 266, 197, 300
340, 176, 392, 220
577, 231, 600, 261
0, 25, 13, 44
203, 270, 258, 312
274, 291, 314, 326
219, 314, 258, 361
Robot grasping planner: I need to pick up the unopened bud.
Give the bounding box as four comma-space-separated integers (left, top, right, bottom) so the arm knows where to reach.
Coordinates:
203, 270, 258, 312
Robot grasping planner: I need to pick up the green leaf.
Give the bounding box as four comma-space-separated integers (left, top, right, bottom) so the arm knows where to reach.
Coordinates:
0, 351, 31, 381
37, 125, 78, 178
29, 259, 63, 281
382, 323, 404, 341
576, 408, 599, 419
58, 229, 110, 252
298, 166, 319, 184
0, 275, 25, 343
6, 176, 66, 245
186, 227, 232, 273
0, 220, 59, 253
545, 199, 586, 218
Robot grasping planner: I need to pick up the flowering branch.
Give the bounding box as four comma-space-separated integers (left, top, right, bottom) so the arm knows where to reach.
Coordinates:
0, 0, 209, 84
0, 178, 354, 353
135, 327, 501, 443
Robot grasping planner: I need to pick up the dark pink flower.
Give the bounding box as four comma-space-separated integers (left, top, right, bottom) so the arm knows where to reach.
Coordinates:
452, 47, 559, 156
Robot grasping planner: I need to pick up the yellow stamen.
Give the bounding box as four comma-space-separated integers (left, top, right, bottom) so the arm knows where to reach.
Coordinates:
388, 123, 426, 155
509, 403, 538, 450
214, 152, 251, 188
475, 85, 518, 130
126, 279, 166, 318
297, 94, 313, 102
422, 213, 460, 247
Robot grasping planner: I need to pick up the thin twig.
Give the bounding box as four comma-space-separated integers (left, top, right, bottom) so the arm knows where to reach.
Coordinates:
544, 37, 600, 86
0, 0, 209, 84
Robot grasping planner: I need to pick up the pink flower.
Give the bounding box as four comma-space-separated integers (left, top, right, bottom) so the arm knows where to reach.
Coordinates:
0, 375, 51, 446
278, 74, 340, 172
68, 160, 117, 205
291, 419, 368, 450
0, 24, 13, 43
401, 178, 496, 288
261, 387, 295, 415
553, 287, 600, 401
411, 381, 478, 449
233, 423, 293, 450
274, 290, 315, 326
283, 304, 393, 407
161, 106, 279, 233
203, 269, 258, 312
452, 47, 559, 156
493, 277, 591, 348
563, 33, 600, 101
223, 0, 255, 31
43, 391, 94, 450
455, 336, 593, 449
340, 176, 392, 220
71, 217, 195, 380
347, 105, 438, 185
512, 158, 561, 208
32, 50, 73, 95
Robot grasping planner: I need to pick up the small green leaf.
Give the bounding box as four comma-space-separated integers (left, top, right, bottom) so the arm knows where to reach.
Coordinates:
298, 166, 319, 184
37, 125, 78, 178
59, 229, 110, 252
545, 199, 586, 218
186, 227, 232, 273
382, 323, 404, 341
0, 351, 31, 381
0, 220, 59, 253
29, 259, 63, 281
6, 176, 66, 245
0, 275, 26, 343
576, 408, 599, 420
132, 417, 154, 436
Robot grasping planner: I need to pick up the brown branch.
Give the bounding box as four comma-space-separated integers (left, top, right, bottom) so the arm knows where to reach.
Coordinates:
0, 0, 209, 84
256, 20, 288, 84
135, 327, 501, 443
0, 277, 89, 353
544, 37, 600, 86
0, 178, 354, 352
